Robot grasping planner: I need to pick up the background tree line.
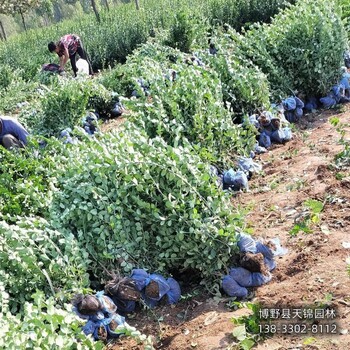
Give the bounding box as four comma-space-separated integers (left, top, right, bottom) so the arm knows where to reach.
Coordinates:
0, 0, 137, 39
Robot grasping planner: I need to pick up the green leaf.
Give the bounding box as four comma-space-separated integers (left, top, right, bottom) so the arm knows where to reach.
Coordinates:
240, 338, 255, 350
232, 325, 247, 341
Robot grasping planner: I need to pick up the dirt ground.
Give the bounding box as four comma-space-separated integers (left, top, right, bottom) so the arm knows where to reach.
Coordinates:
108, 105, 350, 350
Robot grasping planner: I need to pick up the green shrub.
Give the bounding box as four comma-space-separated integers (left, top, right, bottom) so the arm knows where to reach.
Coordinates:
134, 63, 255, 163
0, 217, 89, 313
0, 139, 64, 218
49, 128, 242, 288
0, 75, 40, 114
39, 77, 112, 136
339, 0, 350, 34
202, 31, 271, 119
98, 42, 183, 95
219, 26, 293, 100
164, 11, 199, 53
235, 0, 347, 98
100, 42, 256, 165
208, 0, 295, 30
0, 65, 15, 90
0, 289, 100, 350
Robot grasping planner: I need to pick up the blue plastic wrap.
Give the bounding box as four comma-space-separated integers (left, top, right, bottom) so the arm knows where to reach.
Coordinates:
111, 102, 124, 118
264, 257, 276, 271
229, 267, 271, 287
295, 97, 304, 109
283, 127, 292, 141
285, 110, 297, 123
112, 298, 136, 313
248, 114, 260, 128
223, 169, 249, 191
251, 272, 272, 286
271, 129, 286, 143
166, 277, 181, 304
237, 157, 262, 174
130, 269, 149, 291
222, 275, 248, 298
229, 267, 253, 287
331, 85, 343, 101
237, 233, 257, 253
147, 274, 171, 301
82, 320, 96, 337
259, 132, 271, 148
254, 143, 267, 154
60, 128, 71, 138
295, 108, 303, 119
106, 314, 126, 338
340, 75, 350, 90
320, 96, 337, 109
283, 97, 297, 111
255, 242, 274, 259
269, 238, 288, 256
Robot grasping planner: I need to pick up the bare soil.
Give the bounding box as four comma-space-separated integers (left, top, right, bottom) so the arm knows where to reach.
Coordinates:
108, 105, 350, 350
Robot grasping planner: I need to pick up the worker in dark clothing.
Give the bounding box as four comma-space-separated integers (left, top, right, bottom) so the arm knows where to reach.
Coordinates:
0, 116, 29, 149
48, 34, 93, 77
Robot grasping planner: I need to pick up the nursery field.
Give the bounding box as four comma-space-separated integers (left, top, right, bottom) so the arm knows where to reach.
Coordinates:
112, 105, 350, 350
1, 0, 350, 349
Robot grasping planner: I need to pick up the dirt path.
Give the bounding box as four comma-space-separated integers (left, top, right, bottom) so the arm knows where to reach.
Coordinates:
110, 106, 350, 350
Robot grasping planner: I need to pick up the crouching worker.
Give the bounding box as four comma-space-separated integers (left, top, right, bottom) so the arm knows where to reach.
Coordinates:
0, 116, 29, 149
48, 34, 93, 77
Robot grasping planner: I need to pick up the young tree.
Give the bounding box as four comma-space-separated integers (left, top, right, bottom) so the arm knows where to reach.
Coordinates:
0, 21, 6, 41
0, 0, 43, 31
90, 0, 100, 22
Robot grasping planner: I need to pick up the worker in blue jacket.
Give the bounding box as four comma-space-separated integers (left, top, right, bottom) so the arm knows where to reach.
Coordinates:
0, 116, 29, 149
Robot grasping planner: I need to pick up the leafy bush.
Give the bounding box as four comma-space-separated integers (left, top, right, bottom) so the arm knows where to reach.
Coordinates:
49, 128, 242, 288
201, 31, 270, 119
0, 289, 100, 350
0, 139, 62, 218
235, 0, 347, 98
100, 42, 256, 165
134, 63, 255, 163
39, 77, 112, 136
0, 65, 15, 90
0, 75, 40, 114
339, 0, 350, 34
98, 42, 183, 95
211, 26, 292, 101
164, 11, 200, 53
0, 217, 89, 313
208, 0, 295, 30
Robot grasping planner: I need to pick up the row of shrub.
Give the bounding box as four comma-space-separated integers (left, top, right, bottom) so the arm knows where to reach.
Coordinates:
0, 127, 246, 312
0, 0, 348, 331
200, 0, 347, 102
